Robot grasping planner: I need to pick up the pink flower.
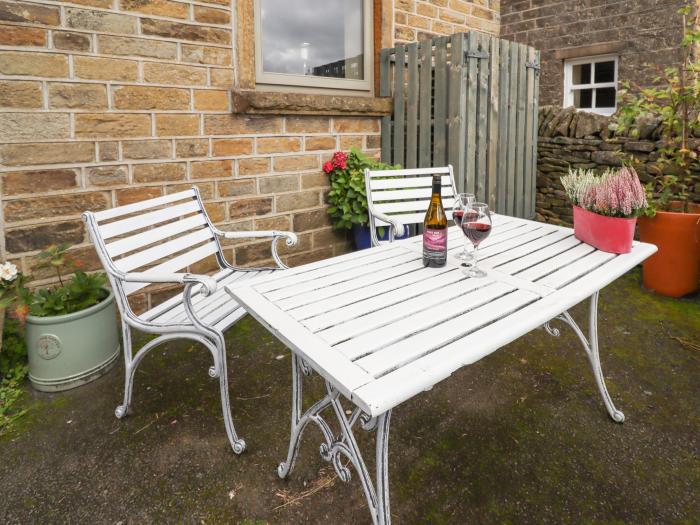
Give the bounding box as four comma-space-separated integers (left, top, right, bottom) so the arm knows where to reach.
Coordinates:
332, 151, 348, 170
323, 161, 334, 174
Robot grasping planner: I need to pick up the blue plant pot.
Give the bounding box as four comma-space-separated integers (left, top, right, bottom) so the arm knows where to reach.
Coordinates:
352, 224, 408, 250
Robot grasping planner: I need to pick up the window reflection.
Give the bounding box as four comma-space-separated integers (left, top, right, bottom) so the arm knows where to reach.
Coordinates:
260, 0, 364, 80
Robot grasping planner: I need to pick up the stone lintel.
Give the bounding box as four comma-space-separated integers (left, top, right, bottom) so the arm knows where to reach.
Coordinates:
232, 90, 393, 117
554, 41, 626, 61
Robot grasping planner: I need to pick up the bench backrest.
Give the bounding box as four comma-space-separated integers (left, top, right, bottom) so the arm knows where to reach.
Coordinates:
365, 166, 458, 243
83, 188, 223, 296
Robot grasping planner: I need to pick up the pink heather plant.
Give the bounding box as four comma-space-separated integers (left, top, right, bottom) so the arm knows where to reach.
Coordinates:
579, 167, 648, 218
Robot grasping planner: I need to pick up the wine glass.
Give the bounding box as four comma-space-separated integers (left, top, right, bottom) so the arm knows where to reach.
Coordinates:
461, 202, 492, 278
453, 193, 475, 262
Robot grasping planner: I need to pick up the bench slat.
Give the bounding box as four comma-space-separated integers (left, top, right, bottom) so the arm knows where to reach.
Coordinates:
369, 175, 452, 190
106, 214, 208, 257
94, 189, 195, 222
370, 187, 454, 202
123, 241, 219, 295
115, 228, 214, 273
100, 201, 202, 240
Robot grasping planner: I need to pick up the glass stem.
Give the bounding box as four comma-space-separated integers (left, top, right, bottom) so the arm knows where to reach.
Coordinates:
472, 245, 479, 270
463, 237, 468, 255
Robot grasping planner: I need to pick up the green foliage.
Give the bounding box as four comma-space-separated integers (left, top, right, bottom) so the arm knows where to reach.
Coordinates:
0, 318, 28, 436
643, 175, 690, 217
326, 148, 400, 230
29, 243, 108, 318
611, 2, 700, 213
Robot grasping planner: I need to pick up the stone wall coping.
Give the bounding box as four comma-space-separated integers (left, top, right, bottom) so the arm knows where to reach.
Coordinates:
232, 89, 393, 117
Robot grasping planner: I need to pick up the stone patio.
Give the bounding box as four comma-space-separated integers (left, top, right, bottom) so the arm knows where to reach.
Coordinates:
1, 268, 698, 524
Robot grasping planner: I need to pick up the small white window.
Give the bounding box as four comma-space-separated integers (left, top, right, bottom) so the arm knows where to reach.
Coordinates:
254, 0, 372, 91
563, 55, 618, 116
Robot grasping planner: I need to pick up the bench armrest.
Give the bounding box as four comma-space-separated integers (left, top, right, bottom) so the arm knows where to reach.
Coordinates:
214, 228, 298, 247
213, 228, 298, 269
370, 211, 404, 239
122, 272, 217, 296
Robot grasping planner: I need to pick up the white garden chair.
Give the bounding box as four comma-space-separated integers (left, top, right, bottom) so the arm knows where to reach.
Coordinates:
83, 187, 297, 454
364, 165, 458, 246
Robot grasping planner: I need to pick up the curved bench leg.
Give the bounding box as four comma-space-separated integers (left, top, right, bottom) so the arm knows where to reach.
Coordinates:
115, 322, 134, 419
215, 339, 246, 454
544, 291, 624, 423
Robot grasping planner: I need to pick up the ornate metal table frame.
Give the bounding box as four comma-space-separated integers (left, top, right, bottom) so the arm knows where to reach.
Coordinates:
277, 290, 624, 525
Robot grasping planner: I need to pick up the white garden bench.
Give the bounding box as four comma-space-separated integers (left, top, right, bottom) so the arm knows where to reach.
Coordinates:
227, 213, 657, 524
364, 165, 458, 246
83, 187, 297, 454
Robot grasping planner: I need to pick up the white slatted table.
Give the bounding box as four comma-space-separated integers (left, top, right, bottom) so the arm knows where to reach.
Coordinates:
227, 214, 657, 525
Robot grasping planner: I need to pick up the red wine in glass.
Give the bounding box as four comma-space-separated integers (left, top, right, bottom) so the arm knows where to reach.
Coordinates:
463, 222, 491, 246
453, 209, 465, 227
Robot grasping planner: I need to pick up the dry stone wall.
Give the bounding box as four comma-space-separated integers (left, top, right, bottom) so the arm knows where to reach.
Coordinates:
536, 106, 700, 225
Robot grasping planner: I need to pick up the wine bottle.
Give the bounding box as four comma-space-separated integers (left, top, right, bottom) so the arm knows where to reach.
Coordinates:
423, 174, 447, 267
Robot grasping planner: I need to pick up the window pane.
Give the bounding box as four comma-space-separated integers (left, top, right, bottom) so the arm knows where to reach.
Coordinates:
594, 61, 615, 83
574, 88, 593, 108
572, 63, 591, 85
260, 0, 364, 80
595, 87, 616, 108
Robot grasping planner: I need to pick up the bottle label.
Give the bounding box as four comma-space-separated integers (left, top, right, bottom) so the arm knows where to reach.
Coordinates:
423, 228, 447, 264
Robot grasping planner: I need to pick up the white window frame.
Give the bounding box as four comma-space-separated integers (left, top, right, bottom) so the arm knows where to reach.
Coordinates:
254, 0, 373, 91
563, 55, 618, 116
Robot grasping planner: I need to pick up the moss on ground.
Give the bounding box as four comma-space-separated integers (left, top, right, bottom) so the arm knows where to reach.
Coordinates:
0, 268, 697, 524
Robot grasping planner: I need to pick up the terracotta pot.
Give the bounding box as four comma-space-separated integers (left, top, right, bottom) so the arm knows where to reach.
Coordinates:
573, 205, 636, 254
638, 211, 700, 297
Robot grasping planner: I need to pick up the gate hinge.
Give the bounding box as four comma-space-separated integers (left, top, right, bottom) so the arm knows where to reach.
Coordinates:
525, 61, 541, 71
465, 50, 489, 60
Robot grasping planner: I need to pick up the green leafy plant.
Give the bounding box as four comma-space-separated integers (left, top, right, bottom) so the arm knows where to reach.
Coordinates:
325, 148, 400, 230
611, 2, 700, 213
0, 318, 28, 436
29, 244, 108, 318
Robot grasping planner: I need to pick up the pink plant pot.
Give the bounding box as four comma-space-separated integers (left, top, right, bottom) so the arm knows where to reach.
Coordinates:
572, 205, 636, 254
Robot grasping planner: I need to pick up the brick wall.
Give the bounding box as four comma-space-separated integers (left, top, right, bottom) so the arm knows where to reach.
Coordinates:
394, 0, 500, 42
501, 0, 686, 106
0, 0, 381, 308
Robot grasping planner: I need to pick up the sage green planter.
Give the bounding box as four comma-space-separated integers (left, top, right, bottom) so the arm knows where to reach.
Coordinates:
26, 288, 120, 392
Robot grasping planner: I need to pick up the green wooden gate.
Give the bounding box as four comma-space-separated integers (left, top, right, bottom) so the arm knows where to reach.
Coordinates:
379, 32, 540, 219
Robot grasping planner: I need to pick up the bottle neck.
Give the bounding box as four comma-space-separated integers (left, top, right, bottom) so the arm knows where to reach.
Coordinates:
431, 175, 441, 197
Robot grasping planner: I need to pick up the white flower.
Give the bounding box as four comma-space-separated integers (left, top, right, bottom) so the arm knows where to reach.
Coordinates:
0, 262, 18, 282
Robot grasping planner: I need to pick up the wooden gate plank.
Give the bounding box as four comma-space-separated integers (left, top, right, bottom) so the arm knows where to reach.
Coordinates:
406, 42, 419, 169
476, 32, 489, 202
496, 38, 510, 214
433, 36, 448, 166
506, 41, 519, 216
380, 48, 392, 164
419, 39, 432, 167
393, 44, 406, 168
524, 45, 536, 219
487, 35, 500, 210
530, 49, 541, 218
464, 32, 478, 195
447, 33, 467, 192
514, 43, 528, 218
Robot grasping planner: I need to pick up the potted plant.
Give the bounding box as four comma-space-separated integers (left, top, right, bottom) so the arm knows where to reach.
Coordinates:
325, 148, 407, 249
637, 176, 700, 297
24, 244, 119, 392
611, 3, 700, 296
561, 167, 648, 254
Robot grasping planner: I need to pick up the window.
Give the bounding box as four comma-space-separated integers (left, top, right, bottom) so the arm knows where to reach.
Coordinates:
563, 56, 618, 116
254, 0, 372, 91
